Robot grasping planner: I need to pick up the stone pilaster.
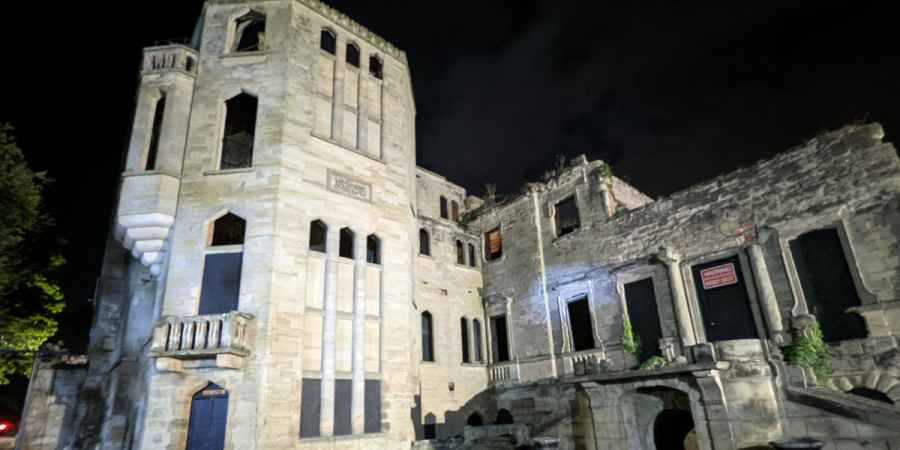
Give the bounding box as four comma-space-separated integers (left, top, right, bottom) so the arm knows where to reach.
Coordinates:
320, 227, 340, 435
659, 248, 696, 350
747, 230, 788, 345
351, 232, 367, 434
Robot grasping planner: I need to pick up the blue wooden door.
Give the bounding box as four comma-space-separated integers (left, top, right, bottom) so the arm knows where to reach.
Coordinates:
186, 384, 228, 450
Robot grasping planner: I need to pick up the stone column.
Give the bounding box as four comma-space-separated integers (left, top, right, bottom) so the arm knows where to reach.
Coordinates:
659, 248, 696, 349
351, 232, 368, 434
331, 35, 346, 141
320, 227, 340, 435
747, 231, 788, 345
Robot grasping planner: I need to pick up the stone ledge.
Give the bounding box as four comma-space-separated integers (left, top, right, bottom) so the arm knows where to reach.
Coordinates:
785, 386, 900, 432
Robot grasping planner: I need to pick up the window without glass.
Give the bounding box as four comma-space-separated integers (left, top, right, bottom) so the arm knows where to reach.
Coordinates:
419, 229, 430, 256
220, 93, 258, 170
468, 243, 476, 267
554, 196, 580, 237
309, 220, 327, 253
456, 240, 465, 265
339, 228, 355, 259
209, 213, 246, 246
320, 29, 336, 54
460, 318, 471, 363
439, 196, 448, 219
624, 278, 663, 362
421, 312, 434, 362
485, 228, 503, 261
199, 213, 246, 315
145, 93, 166, 171
490, 315, 510, 363
369, 55, 383, 79
346, 43, 360, 68
366, 234, 380, 264
473, 319, 483, 362
233, 11, 266, 53
451, 201, 460, 222
300, 378, 321, 438
567, 297, 595, 352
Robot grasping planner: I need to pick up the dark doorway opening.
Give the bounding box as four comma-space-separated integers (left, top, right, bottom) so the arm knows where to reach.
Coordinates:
186, 383, 228, 450
653, 409, 695, 450
849, 388, 894, 405
466, 412, 483, 427
692, 255, 758, 342
567, 297, 595, 351
790, 228, 867, 342
624, 278, 663, 362
491, 315, 510, 363
496, 409, 514, 425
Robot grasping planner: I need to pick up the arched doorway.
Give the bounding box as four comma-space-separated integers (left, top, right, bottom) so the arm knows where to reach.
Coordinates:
467, 412, 484, 427
187, 383, 228, 450
654, 409, 695, 450
496, 409, 514, 425
619, 386, 696, 450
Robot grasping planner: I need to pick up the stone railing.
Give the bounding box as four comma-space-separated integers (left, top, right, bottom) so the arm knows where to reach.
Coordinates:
561, 348, 607, 377
142, 44, 199, 76
488, 361, 519, 387
150, 312, 253, 359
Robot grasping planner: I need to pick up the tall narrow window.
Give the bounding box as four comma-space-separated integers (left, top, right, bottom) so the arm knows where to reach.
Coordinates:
791, 228, 867, 342
468, 244, 476, 267
199, 213, 246, 315
369, 55, 383, 79
554, 196, 580, 237
624, 278, 663, 362
220, 93, 258, 170
439, 196, 448, 219
366, 234, 380, 264
451, 201, 460, 222
309, 220, 327, 253
320, 29, 336, 54
233, 11, 266, 53
346, 43, 360, 68
339, 228, 355, 259
490, 315, 510, 363
567, 297, 595, 352
456, 240, 465, 265
460, 318, 471, 363
422, 312, 434, 362
473, 319, 483, 362
419, 229, 431, 256
146, 93, 166, 171
485, 228, 503, 261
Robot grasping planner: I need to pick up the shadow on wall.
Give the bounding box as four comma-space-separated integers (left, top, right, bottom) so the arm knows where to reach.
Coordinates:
410, 388, 499, 440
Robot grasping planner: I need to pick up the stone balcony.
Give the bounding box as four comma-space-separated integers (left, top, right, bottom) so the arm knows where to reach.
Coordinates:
150, 312, 254, 371
560, 348, 607, 377
488, 361, 520, 387
114, 172, 180, 275
141, 44, 198, 76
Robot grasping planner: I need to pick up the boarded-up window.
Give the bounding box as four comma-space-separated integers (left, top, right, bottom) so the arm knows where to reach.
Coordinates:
485, 228, 502, 261
456, 240, 465, 265
334, 379, 352, 436
145, 93, 166, 171
309, 220, 327, 253
567, 297, 595, 351
490, 315, 510, 363
422, 312, 434, 362
468, 243, 476, 267
451, 201, 460, 222
198, 253, 242, 315
339, 228, 354, 259
554, 196, 580, 237
220, 93, 257, 170
439, 196, 448, 219
300, 379, 321, 438
460, 318, 470, 363
233, 11, 266, 53
346, 43, 360, 68
364, 380, 381, 433
366, 234, 380, 264
320, 29, 336, 54
419, 229, 430, 256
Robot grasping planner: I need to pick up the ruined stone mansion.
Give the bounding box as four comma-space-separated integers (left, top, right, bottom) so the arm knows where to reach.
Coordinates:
15, 1, 900, 449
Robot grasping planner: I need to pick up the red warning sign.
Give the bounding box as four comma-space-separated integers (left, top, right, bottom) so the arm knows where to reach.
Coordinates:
700, 263, 738, 290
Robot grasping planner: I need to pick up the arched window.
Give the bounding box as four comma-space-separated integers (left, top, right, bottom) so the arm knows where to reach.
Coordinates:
456, 240, 465, 265
496, 409, 513, 425
145, 92, 166, 171
200, 213, 246, 314
339, 228, 355, 259
209, 213, 246, 246
460, 317, 470, 363
466, 412, 483, 427
421, 312, 434, 362
346, 43, 360, 68
419, 229, 431, 256
187, 383, 229, 448
439, 196, 448, 219
233, 11, 266, 53
472, 319, 483, 362
309, 220, 327, 253
369, 55, 383, 79
366, 234, 380, 264
220, 92, 258, 169
451, 200, 460, 222
320, 29, 336, 54
468, 243, 476, 267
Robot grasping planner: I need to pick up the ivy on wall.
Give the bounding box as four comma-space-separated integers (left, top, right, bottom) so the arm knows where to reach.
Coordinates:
783, 322, 832, 383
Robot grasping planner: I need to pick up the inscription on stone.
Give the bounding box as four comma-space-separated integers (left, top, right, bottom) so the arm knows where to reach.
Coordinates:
328, 170, 372, 203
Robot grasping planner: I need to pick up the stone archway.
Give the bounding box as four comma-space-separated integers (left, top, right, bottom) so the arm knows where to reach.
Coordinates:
619, 386, 696, 450
830, 370, 900, 403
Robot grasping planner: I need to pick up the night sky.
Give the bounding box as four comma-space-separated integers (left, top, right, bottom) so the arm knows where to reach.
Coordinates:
1, 0, 898, 351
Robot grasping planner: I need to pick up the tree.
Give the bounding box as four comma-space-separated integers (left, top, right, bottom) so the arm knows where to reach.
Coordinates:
0, 123, 65, 385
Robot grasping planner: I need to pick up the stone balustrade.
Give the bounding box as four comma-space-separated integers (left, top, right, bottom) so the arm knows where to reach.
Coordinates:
150, 312, 253, 360
561, 348, 607, 377
141, 44, 199, 76
488, 361, 519, 387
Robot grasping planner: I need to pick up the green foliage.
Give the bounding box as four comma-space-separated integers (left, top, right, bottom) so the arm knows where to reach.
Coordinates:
597, 161, 613, 181
622, 317, 641, 357
0, 123, 65, 385
783, 322, 832, 383
639, 356, 667, 371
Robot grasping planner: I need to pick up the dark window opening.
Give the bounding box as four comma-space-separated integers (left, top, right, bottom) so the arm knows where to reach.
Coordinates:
422, 312, 434, 362
320, 29, 336, 54
791, 228, 867, 342
299, 379, 321, 438
848, 388, 894, 405
198, 252, 243, 315
554, 196, 580, 237
346, 43, 360, 68
496, 409, 513, 425
334, 379, 352, 436
460, 318, 470, 363
567, 297, 595, 352
369, 55, 383, 79
624, 278, 663, 362
339, 228, 354, 259
221, 93, 257, 170
364, 380, 382, 433
185, 56, 195, 72
653, 409, 695, 450
146, 93, 166, 171
451, 201, 460, 222
309, 220, 327, 253
473, 319, 483, 362
485, 228, 503, 261
419, 229, 430, 256
439, 196, 448, 219
468, 243, 476, 267
466, 412, 483, 427
210, 213, 246, 246
423, 423, 436, 439
366, 234, 380, 264
456, 240, 465, 265
234, 11, 266, 53
490, 315, 510, 363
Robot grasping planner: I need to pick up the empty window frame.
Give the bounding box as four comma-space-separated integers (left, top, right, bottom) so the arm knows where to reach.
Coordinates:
199, 213, 246, 315
209, 213, 246, 246
472, 319, 483, 362
145, 93, 166, 171
220, 93, 258, 170
468, 243, 476, 267
422, 312, 435, 362
490, 315, 510, 363
460, 317, 471, 363
623, 278, 663, 362
309, 220, 327, 253
339, 228, 355, 259
485, 228, 503, 261
346, 42, 360, 68
554, 196, 580, 237
364, 380, 382, 433
369, 55, 383, 79
456, 240, 465, 265
320, 29, 336, 54
233, 11, 266, 53
451, 201, 460, 222
366, 234, 381, 264
566, 297, 595, 352
419, 229, 431, 256
300, 379, 321, 438
439, 196, 449, 219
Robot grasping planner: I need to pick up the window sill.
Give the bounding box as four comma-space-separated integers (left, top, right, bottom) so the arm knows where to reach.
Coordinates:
300, 432, 386, 443
454, 263, 480, 272
484, 255, 506, 266
203, 167, 255, 176
552, 227, 584, 245
121, 170, 180, 180
417, 253, 434, 260
461, 362, 486, 368
221, 51, 268, 65
311, 132, 385, 165
419, 360, 439, 366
